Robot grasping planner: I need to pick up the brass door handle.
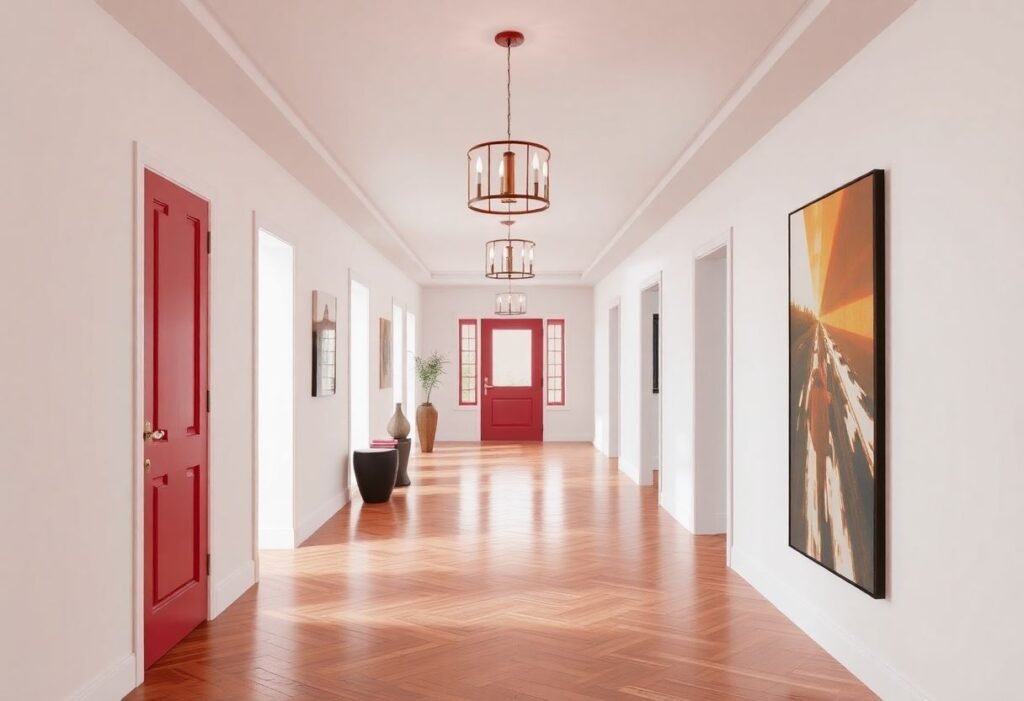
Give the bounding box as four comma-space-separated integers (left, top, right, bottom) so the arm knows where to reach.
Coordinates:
143, 420, 166, 441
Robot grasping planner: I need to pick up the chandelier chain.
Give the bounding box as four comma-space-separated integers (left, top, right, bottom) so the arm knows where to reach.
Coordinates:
506, 39, 512, 144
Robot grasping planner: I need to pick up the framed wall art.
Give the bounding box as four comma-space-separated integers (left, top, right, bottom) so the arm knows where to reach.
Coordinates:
312, 290, 337, 397
789, 169, 885, 598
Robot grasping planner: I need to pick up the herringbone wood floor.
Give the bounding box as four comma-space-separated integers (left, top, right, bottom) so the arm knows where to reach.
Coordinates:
126, 442, 876, 700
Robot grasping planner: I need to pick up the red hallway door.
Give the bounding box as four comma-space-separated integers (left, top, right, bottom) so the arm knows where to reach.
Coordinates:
481, 319, 543, 441
143, 170, 209, 667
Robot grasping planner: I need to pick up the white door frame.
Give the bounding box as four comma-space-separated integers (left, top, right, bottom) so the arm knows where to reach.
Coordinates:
130, 141, 219, 685
692, 228, 734, 565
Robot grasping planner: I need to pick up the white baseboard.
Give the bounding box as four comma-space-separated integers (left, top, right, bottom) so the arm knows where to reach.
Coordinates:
730, 548, 930, 701
258, 526, 296, 550
210, 558, 256, 618
68, 653, 136, 701
296, 491, 347, 544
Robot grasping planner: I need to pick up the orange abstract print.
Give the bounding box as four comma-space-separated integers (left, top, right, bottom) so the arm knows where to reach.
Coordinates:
789, 171, 883, 597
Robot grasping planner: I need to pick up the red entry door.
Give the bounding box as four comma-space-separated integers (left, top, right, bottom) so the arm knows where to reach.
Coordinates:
143, 170, 209, 667
481, 318, 543, 441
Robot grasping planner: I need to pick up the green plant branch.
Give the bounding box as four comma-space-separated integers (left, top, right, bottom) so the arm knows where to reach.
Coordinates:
415, 352, 448, 404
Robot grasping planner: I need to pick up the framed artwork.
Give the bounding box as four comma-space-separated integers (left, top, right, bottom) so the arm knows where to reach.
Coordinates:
312, 290, 337, 397
652, 313, 660, 394
379, 317, 392, 389
788, 169, 885, 598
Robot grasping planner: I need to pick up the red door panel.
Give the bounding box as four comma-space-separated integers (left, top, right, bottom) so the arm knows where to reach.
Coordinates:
144, 169, 209, 668
481, 319, 543, 441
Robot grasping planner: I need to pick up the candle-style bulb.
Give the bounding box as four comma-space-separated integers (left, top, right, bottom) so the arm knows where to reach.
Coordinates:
476, 156, 483, 175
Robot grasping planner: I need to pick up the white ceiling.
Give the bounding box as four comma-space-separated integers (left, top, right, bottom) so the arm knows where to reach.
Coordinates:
98, 0, 914, 284
201, 0, 804, 278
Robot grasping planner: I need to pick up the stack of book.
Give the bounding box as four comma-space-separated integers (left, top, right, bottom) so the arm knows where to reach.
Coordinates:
370, 439, 398, 449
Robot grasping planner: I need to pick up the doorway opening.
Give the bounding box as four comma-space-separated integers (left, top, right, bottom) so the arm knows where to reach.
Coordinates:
608, 304, 621, 458
392, 303, 405, 410
256, 229, 295, 550
349, 278, 370, 492
405, 310, 417, 445
641, 281, 661, 487
694, 237, 731, 540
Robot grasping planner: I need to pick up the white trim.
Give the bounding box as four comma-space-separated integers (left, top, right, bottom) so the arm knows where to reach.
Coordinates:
131, 141, 220, 686
691, 229, 734, 561
67, 654, 136, 701
730, 548, 930, 701
210, 559, 257, 618
297, 491, 348, 544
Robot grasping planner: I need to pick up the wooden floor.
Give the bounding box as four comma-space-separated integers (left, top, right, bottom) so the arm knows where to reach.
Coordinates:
127, 442, 875, 700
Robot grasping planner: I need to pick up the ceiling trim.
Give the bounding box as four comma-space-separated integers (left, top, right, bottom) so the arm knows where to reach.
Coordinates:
182, 0, 431, 278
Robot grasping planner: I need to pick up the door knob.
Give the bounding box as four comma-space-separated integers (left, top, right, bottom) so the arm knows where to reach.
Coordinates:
143, 420, 166, 441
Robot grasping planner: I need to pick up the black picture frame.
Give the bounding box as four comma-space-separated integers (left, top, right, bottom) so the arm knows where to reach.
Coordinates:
787, 169, 886, 599
652, 313, 660, 394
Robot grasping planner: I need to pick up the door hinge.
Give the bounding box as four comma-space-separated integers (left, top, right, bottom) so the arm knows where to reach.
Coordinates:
207, 230, 211, 254
206, 553, 211, 576
206, 389, 210, 413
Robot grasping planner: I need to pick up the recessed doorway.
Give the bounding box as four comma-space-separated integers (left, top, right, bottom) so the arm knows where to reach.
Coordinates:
641, 280, 661, 487
608, 304, 621, 458
349, 278, 371, 491
693, 233, 732, 543
256, 229, 295, 550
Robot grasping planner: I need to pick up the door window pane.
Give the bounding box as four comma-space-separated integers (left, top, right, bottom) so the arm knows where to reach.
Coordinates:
491, 329, 532, 386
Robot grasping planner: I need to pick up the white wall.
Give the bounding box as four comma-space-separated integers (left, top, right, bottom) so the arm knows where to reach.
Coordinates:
421, 286, 594, 442
0, 2, 419, 699
593, 1, 1024, 698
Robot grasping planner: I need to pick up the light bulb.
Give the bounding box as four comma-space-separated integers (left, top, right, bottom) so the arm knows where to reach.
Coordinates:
476, 156, 483, 175
542, 161, 548, 178
532, 153, 539, 173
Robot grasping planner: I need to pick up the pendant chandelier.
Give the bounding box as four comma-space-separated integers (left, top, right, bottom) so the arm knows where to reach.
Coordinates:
467, 31, 550, 216
495, 283, 528, 316
485, 218, 535, 279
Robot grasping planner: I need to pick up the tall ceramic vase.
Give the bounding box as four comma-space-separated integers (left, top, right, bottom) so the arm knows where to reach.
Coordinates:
416, 403, 438, 453
387, 402, 411, 439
